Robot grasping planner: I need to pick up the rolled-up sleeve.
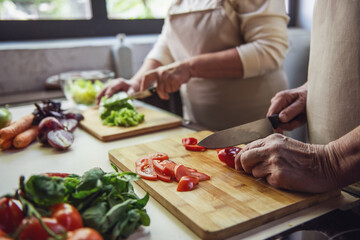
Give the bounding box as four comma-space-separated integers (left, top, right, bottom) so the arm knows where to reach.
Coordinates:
145, 18, 175, 65
236, 0, 289, 78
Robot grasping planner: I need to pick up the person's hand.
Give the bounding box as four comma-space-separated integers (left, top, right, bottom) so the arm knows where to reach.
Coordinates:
234, 134, 341, 193
267, 83, 308, 133
96, 78, 139, 104
139, 61, 192, 100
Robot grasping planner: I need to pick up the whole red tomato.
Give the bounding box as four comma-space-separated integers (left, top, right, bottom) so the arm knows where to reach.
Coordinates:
217, 147, 241, 168
0, 197, 24, 234
67, 227, 103, 240
18, 217, 66, 240
50, 203, 83, 231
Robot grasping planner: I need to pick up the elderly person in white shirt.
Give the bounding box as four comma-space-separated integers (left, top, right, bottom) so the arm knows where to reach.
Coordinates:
97, 0, 289, 131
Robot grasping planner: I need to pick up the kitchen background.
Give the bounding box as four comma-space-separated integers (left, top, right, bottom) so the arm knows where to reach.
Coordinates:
0, 0, 315, 141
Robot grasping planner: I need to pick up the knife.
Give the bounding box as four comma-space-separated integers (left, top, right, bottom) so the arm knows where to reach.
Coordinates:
123, 85, 157, 101
197, 114, 280, 149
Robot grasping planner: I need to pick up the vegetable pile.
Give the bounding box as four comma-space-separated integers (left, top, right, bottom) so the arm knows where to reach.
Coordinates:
0, 168, 150, 240
0, 100, 83, 151
65, 79, 104, 105
99, 94, 144, 127
135, 152, 210, 192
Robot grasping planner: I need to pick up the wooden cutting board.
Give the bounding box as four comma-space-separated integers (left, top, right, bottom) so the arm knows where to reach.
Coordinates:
109, 131, 340, 239
79, 106, 182, 141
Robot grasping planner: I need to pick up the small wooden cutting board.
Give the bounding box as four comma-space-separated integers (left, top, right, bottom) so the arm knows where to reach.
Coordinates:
109, 131, 340, 240
80, 106, 182, 141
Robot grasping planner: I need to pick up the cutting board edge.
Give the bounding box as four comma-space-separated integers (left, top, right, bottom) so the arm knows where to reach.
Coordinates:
80, 119, 183, 142
109, 150, 341, 240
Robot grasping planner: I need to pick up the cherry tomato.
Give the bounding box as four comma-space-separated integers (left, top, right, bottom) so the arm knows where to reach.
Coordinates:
66, 227, 103, 240
18, 217, 66, 240
184, 144, 207, 152
50, 203, 83, 231
177, 176, 199, 192
135, 158, 157, 181
149, 152, 169, 161
217, 147, 241, 168
181, 137, 198, 146
174, 164, 210, 182
0, 197, 24, 234
44, 173, 70, 178
153, 159, 175, 175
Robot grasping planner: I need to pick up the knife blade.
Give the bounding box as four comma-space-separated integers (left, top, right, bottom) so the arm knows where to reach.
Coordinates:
197, 114, 280, 149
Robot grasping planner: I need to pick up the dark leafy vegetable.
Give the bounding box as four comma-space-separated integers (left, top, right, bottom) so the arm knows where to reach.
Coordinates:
32, 100, 84, 126
18, 168, 150, 240
99, 95, 144, 127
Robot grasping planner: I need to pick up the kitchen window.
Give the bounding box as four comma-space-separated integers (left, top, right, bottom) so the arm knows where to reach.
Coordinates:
0, 0, 295, 41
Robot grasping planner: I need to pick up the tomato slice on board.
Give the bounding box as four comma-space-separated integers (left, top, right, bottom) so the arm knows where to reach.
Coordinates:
187, 171, 210, 181
181, 137, 198, 146
217, 147, 241, 168
135, 159, 157, 181
135, 156, 151, 166
153, 159, 176, 176
149, 152, 169, 161
184, 144, 207, 152
154, 169, 171, 182
177, 176, 199, 192
174, 164, 189, 182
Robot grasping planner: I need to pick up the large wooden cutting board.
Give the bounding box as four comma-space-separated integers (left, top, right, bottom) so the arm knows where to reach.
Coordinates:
109, 131, 340, 239
79, 106, 182, 141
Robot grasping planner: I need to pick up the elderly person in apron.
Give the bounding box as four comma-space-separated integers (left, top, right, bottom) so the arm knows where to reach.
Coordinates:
235, 0, 360, 193
97, 0, 289, 131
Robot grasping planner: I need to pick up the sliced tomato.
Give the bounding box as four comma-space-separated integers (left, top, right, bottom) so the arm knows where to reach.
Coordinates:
149, 152, 169, 161
154, 169, 171, 182
153, 159, 175, 175
184, 144, 207, 152
135, 156, 151, 166
217, 147, 241, 168
187, 171, 211, 181
135, 159, 157, 181
174, 164, 189, 182
177, 176, 199, 192
181, 137, 198, 146
163, 161, 177, 177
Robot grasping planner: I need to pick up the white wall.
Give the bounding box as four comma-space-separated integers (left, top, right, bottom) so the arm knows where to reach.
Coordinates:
296, 0, 315, 31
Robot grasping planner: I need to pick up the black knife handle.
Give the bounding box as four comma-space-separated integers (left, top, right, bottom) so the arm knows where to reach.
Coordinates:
268, 114, 280, 129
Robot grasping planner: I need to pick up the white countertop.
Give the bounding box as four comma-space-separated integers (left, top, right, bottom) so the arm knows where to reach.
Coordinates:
1, 101, 358, 240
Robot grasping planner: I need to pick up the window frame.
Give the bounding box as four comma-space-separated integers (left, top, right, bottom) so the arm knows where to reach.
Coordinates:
0, 0, 164, 41
0, 0, 297, 42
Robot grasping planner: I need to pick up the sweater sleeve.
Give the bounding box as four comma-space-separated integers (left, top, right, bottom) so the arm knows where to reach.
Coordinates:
145, 18, 175, 65
235, 0, 289, 78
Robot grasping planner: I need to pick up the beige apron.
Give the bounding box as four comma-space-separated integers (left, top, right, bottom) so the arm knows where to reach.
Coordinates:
164, 0, 288, 130
307, 0, 360, 144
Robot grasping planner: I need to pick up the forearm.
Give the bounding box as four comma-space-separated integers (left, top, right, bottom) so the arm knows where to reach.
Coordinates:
186, 48, 244, 79
327, 125, 360, 187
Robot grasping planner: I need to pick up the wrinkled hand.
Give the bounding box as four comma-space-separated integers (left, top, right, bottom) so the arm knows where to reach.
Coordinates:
234, 134, 341, 193
96, 78, 139, 104
140, 61, 192, 100
267, 83, 308, 133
